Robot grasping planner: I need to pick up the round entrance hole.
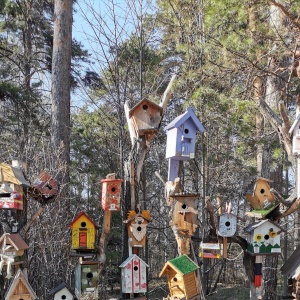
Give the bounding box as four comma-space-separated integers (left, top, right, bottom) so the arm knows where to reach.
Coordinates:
225, 221, 231, 227
80, 222, 86, 228
86, 272, 93, 279
264, 234, 270, 240
143, 104, 148, 111
173, 277, 178, 282
184, 128, 189, 134
181, 204, 188, 210
61, 296, 66, 300
111, 187, 116, 193
134, 266, 139, 271
137, 226, 142, 232
260, 188, 265, 194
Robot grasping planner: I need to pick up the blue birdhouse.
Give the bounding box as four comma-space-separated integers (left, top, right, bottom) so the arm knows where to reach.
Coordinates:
165, 107, 205, 181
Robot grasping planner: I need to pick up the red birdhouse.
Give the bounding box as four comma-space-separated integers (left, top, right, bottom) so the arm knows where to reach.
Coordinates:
101, 173, 123, 211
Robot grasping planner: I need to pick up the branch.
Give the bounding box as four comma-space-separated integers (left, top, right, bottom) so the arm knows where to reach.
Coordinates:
124, 100, 137, 146
159, 74, 177, 113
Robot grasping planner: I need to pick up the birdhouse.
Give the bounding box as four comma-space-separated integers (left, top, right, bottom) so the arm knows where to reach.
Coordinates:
124, 210, 151, 248
244, 219, 284, 255
29, 171, 59, 203
100, 173, 123, 211
159, 255, 199, 300
74, 261, 99, 299
119, 254, 148, 294
218, 213, 237, 237
129, 98, 163, 137
199, 243, 222, 259
70, 212, 98, 251
289, 114, 300, 155
5, 268, 37, 300
169, 194, 199, 237
245, 177, 275, 210
48, 282, 74, 300
0, 163, 30, 210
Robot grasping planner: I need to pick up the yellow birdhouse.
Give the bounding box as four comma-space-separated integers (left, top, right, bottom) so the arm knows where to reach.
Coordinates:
124, 210, 151, 248
159, 255, 199, 300
70, 212, 97, 251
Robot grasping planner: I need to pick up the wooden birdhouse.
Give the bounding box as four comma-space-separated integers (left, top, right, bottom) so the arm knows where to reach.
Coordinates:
165, 107, 205, 181
29, 171, 59, 203
199, 243, 222, 259
119, 254, 148, 294
289, 114, 300, 155
129, 98, 163, 137
168, 194, 199, 237
159, 255, 199, 300
74, 261, 99, 299
5, 268, 37, 300
245, 177, 276, 210
124, 210, 151, 248
100, 173, 123, 211
48, 282, 74, 300
70, 212, 97, 251
0, 233, 29, 279
218, 213, 237, 237
0, 162, 30, 210
244, 219, 284, 255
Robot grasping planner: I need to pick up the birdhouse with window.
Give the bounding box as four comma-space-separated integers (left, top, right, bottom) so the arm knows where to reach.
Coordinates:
5, 268, 37, 300
48, 282, 74, 300
124, 210, 151, 248
74, 261, 99, 299
129, 98, 163, 137
169, 194, 199, 237
244, 219, 284, 255
119, 254, 148, 294
29, 171, 59, 203
0, 162, 30, 210
218, 213, 237, 237
245, 177, 276, 210
165, 107, 205, 181
70, 212, 97, 251
289, 114, 300, 155
199, 243, 222, 259
100, 173, 123, 211
159, 255, 199, 300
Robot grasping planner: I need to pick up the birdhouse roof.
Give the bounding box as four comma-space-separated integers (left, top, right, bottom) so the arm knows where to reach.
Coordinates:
119, 254, 149, 268
0, 163, 30, 186
159, 255, 199, 277
0, 233, 29, 251
5, 269, 37, 300
48, 282, 73, 296
70, 211, 98, 228
244, 177, 272, 195
281, 244, 300, 279
289, 114, 300, 136
129, 98, 163, 117
244, 219, 285, 233
165, 107, 205, 132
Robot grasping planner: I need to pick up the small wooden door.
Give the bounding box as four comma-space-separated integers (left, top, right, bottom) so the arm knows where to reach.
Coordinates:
79, 232, 87, 248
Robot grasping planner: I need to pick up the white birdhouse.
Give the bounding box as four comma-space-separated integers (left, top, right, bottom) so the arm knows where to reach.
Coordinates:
48, 282, 74, 300
218, 213, 237, 237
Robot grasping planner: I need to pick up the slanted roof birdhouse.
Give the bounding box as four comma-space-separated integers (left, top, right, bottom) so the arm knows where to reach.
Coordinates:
100, 173, 123, 211
245, 177, 275, 210
70, 212, 97, 251
129, 98, 163, 137
5, 268, 37, 300
0, 233, 29, 257
159, 255, 199, 300
244, 219, 284, 256
218, 213, 237, 237
29, 171, 59, 203
74, 261, 99, 299
0, 163, 30, 210
124, 210, 151, 248
119, 254, 148, 294
48, 282, 74, 300
289, 114, 300, 155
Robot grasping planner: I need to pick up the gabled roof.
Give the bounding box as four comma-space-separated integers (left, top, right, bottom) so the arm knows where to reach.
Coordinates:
70, 211, 98, 228
5, 269, 37, 300
48, 282, 73, 296
244, 177, 272, 195
159, 255, 199, 277
119, 254, 149, 268
165, 107, 205, 132
0, 233, 29, 251
289, 114, 300, 135
129, 98, 163, 117
0, 163, 30, 186
281, 245, 300, 279
244, 219, 285, 233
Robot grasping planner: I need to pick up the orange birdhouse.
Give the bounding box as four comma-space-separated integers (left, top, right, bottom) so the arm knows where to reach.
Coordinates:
124, 210, 151, 248
100, 173, 123, 211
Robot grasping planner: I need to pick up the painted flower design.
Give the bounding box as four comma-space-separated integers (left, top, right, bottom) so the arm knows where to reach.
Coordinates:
254, 234, 263, 242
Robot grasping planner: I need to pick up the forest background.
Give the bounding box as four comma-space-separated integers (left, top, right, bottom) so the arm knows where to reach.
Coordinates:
0, 0, 300, 299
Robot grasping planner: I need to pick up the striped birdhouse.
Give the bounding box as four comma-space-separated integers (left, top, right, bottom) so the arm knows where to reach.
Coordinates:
119, 254, 148, 294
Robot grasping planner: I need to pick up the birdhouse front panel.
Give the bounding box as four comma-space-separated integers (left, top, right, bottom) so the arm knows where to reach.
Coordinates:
0, 183, 24, 210
218, 213, 237, 237
70, 212, 97, 251
53, 287, 73, 300
74, 262, 99, 298
167, 269, 185, 299
244, 220, 283, 255
120, 255, 148, 294
101, 178, 123, 211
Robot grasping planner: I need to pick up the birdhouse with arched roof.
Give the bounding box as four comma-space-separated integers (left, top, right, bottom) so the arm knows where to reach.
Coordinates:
70, 212, 97, 251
